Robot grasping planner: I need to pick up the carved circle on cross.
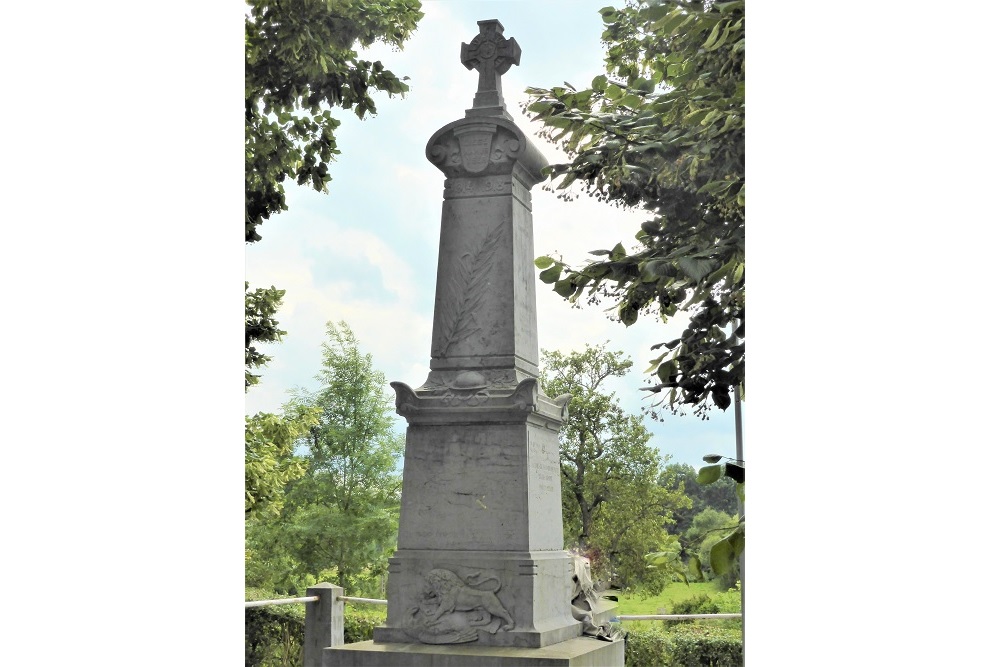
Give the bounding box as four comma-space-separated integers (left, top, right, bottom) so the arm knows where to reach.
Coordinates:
478, 41, 497, 60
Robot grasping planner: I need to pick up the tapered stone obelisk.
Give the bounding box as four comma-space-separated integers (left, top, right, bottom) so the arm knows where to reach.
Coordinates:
324, 19, 624, 666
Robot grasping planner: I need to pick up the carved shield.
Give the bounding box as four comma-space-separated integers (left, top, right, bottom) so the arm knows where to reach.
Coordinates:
456, 130, 493, 173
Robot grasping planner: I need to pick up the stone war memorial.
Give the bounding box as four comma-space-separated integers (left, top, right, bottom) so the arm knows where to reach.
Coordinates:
323, 19, 624, 667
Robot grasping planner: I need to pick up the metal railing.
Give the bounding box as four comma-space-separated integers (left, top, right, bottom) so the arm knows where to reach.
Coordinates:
614, 613, 742, 621
245, 585, 740, 666
244, 583, 387, 667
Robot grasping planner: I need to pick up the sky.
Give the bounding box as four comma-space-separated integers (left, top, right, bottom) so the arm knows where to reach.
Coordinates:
245, 0, 742, 470
5, 1, 1000, 664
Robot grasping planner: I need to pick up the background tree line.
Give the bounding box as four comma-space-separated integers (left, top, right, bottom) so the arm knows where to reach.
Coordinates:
246, 329, 739, 598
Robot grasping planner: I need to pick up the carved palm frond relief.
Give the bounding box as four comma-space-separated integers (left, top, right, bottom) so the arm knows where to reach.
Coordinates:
436, 222, 505, 356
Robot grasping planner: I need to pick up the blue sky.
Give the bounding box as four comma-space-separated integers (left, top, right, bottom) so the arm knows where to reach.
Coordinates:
245, 0, 743, 470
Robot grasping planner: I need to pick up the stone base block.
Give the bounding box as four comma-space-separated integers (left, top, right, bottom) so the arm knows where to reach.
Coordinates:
323, 637, 624, 667
375, 550, 580, 648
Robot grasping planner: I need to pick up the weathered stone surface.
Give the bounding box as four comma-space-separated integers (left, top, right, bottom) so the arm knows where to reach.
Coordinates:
460, 19, 521, 117
324, 637, 625, 667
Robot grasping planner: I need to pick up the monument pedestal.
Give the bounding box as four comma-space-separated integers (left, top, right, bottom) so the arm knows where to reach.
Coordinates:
323, 636, 624, 667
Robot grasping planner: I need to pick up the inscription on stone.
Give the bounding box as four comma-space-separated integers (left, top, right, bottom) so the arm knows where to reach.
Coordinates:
527, 430, 559, 496
445, 176, 513, 199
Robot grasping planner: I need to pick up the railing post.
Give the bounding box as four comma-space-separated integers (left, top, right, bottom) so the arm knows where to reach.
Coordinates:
304, 583, 344, 667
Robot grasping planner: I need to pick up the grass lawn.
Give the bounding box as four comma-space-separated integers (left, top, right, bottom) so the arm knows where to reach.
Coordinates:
612, 581, 736, 615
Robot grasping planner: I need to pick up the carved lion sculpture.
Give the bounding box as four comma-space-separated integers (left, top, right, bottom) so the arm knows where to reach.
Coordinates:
424, 569, 515, 631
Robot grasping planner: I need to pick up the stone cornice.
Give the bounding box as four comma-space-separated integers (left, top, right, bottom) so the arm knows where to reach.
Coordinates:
390, 378, 570, 427
426, 116, 547, 185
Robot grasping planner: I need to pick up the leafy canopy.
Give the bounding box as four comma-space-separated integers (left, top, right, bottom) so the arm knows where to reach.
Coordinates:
245, 406, 319, 519
527, 0, 744, 416
247, 321, 404, 594
540, 343, 689, 591
245, 282, 286, 390
245, 0, 424, 242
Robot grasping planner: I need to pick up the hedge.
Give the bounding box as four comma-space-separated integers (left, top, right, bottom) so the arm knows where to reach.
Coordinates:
625, 625, 743, 666
244, 594, 387, 666
245, 597, 741, 667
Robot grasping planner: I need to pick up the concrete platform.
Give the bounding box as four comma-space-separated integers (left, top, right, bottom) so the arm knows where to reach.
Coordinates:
323, 636, 624, 666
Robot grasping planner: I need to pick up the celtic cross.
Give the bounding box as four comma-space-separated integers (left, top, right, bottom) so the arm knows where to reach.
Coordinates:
460, 20, 521, 112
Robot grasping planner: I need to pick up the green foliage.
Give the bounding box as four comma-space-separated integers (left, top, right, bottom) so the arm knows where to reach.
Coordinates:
245, 0, 424, 242
247, 321, 404, 594
625, 626, 673, 666
663, 593, 718, 628
539, 343, 690, 591
694, 461, 744, 580
616, 581, 720, 616
246, 282, 287, 390
645, 533, 703, 586
244, 588, 305, 667
244, 2, 424, 475
683, 508, 739, 579
648, 465, 743, 587
527, 0, 745, 417
623, 624, 742, 667
344, 607, 387, 644
243, 590, 385, 664
659, 463, 737, 536
245, 406, 319, 519
666, 624, 743, 667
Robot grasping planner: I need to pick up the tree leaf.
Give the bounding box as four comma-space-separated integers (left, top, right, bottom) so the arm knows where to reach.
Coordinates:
709, 536, 735, 575
677, 256, 715, 281
697, 464, 722, 485
553, 278, 576, 298
539, 264, 562, 284
534, 255, 555, 269
711, 387, 732, 410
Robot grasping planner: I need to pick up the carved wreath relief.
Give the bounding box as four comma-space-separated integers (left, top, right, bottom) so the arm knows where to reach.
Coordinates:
404, 568, 514, 644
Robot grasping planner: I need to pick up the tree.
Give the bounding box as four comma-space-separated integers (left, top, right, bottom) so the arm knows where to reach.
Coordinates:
649, 458, 743, 585
527, 0, 744, 416
245, 282, 286, 390
539, 343, 689, 590
244, 0, 423, 388
659, 462, 737, 536
245, 0, 423, 243
244, 1, 422, 539
250, 321, 404, 594
683, 507, 740, 584
244, 283, 320, 520
245, 407, 319, 520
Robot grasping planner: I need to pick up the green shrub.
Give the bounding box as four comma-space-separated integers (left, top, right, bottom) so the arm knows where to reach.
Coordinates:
662, 593, 720, 630
244, 590, 305, 667
625, 627, 674, 666
344, 606, 388, 643
624, 624, 743, 666
672, 594, 721, 615
667, 625, 742, 667
245, 587, 388, 665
